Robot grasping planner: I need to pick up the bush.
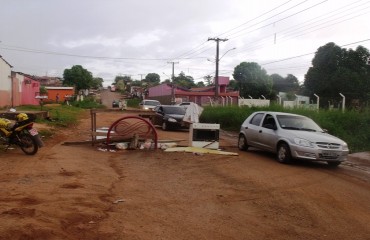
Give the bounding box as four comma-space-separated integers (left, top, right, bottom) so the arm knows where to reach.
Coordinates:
70, 99, 105, 109
127, 98, 141, 108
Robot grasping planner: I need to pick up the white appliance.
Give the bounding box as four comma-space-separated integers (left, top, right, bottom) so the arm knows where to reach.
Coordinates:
189, 123, 220, 149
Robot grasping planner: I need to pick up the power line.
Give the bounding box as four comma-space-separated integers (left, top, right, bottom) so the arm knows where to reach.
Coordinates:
216, 0, 294, 38
175, 0, 310, 61
226, 1, 370, 58
0, 44, 207, 61
261, 38, 370, 66
227, 0, 329, 40
177, 0, 328, 62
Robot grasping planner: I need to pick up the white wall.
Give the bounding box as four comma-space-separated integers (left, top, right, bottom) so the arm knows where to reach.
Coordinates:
0, 57, 12, 107
0, 57, 11, 92
238, 99, 270, 107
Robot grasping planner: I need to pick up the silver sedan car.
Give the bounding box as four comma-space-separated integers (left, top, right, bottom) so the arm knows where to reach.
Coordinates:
238, 111, 349, 166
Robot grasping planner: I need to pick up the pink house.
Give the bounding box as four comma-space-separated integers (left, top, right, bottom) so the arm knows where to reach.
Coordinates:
148, 76, 239, 105
11, 72, 40, 106
21, 75, 40, 105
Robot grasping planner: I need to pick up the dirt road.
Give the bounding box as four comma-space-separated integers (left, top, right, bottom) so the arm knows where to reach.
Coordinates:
0, 111, 370, 240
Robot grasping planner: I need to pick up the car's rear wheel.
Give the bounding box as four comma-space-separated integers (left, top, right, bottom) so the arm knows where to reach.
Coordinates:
238, 134, 248, 151
327, 161, 341, 167
277, 143, 292, 163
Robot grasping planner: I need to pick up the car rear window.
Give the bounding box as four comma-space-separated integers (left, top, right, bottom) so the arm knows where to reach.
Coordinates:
163, 106, 186, 115
144, 100, 160, 106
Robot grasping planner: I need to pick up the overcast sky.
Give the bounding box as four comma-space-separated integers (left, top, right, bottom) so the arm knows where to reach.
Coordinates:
1, 0, 369, 86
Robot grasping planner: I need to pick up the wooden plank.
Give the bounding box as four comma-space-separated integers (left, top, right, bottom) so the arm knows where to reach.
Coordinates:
62, 138, 186, 146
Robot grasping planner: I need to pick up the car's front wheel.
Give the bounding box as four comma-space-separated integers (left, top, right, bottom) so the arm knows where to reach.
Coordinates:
277, 143, 292, 163
238, 134, 249, 151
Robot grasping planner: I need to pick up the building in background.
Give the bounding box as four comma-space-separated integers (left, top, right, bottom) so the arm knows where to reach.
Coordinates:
45, 86, 74, 103
11, 72, 40, 106
147, 76, 239, 105
0, 55, 13, 107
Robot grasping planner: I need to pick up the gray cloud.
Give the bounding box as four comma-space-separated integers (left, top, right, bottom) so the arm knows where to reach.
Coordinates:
1, 0, 369, 85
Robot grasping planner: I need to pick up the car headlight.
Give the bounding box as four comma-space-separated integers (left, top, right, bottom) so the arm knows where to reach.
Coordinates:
342, 143, 349, 151
168, 117, 177, 123
294, 138, 315, 148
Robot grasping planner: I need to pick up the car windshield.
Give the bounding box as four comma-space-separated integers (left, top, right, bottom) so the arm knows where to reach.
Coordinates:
144, 100, 160, 106
163, 106, 186, 115
276, 115, 323, 132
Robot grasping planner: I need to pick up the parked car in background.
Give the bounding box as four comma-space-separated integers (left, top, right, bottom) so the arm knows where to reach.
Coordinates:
238, 111, 349, 166
150, 105, 187, 131
178, 102, 192, 109
139, 99, 161, 111
112, 100, 119, 108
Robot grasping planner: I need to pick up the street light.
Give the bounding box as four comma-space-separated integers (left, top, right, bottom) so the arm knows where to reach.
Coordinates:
208, 47, 236, 62
219, 47, 236, 61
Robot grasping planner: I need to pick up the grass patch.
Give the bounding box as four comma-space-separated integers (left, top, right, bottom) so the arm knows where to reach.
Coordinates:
17, 104, 88, 128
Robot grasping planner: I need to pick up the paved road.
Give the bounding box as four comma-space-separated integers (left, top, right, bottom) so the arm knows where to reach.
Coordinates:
100, 88, 123, 108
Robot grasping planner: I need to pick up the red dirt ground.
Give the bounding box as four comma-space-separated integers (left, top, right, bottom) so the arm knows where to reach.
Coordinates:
1, 111, 369, 240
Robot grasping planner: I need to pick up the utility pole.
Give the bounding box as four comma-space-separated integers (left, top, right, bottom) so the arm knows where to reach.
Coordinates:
168, 61, 179, 104
208, 37, 228, 99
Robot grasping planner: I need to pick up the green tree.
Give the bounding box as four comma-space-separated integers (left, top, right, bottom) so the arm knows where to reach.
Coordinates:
232, 62, 272, 98
116, 79, 125, 92
228, 79, 238, 91
173, 71, 195, 89
304, 42, 370, 106
144, 73, 161, 86
203, 75, 213, 86
271, 73, 299, 93
115, 75, 132, 85
196, 81, 205, 87
130, 80, 142, 86
91, 77, 104, 89
114, 75, 132, 92
39, 86, 47, 95
63, 65, 93, 92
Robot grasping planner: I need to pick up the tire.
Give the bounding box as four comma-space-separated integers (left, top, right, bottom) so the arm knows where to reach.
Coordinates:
17, 133, 38, 155
238, 134, 249, 151
327, 161, 341, 167
276, 143, 291, 163
162, 122, 168, 131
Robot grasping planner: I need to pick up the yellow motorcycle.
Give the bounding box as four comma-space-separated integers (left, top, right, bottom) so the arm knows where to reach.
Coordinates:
0, 113, 44, 155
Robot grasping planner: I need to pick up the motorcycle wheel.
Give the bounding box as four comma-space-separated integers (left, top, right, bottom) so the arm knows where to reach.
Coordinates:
17, 133, 38, 155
